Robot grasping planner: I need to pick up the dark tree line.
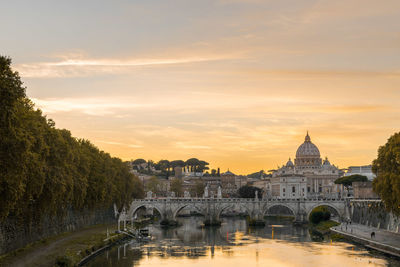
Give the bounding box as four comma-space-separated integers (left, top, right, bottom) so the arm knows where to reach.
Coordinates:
0, 56, 144, 222
132, 157, 210, 177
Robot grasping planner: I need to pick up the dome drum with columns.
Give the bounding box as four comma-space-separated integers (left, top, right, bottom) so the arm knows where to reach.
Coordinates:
266, 132, 342, 199
294, 132, 322, 168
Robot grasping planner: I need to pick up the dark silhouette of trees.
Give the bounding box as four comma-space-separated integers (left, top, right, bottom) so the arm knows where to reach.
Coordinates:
334, 174, 368, 191
238, 185, 262, 198
0, 56, 144, 222
372, 132, 400, 215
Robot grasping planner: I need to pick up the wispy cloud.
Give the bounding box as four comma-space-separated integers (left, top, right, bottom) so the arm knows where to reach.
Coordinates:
31, 97, 152, 115
97, 140, 143, 148
16, 54, 237, 78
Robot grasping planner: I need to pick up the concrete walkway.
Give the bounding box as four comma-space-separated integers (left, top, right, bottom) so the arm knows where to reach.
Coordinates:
331, 222, 400, 257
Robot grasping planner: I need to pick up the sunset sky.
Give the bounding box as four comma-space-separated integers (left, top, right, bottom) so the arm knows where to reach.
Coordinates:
1, 0, 400, 174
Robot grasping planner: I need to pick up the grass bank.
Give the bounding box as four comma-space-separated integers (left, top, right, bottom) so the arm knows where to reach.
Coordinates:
0, 223, 120, 267
309, 220, 343, 241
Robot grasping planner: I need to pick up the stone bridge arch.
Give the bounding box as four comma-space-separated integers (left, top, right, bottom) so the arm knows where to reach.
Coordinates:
173, 203, 205, 219
128, 203, 163, 220
263, 203, 297, 217
306, 202, 344, 220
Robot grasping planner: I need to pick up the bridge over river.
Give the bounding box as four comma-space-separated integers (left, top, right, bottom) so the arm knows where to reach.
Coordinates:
118, 197, 357, 229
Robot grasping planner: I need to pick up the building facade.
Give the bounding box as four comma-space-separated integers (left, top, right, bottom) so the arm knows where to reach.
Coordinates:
266, 132, 342, 199
345, 165, 376, 181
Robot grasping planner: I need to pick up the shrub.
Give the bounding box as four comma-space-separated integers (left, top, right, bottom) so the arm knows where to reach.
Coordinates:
310, 207, 331, 224
55, 255, 73, 267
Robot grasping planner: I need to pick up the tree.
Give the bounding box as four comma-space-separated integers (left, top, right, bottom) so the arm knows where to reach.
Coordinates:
198, 160, 209, 172
132, 158, 146, 165
185, 158, 200, 172
190, 179, 204, 197
372, 132, 400, 215
146, 176, 160, 194
158, 160, 170, 177
147, 159, 154, 172
309, 206, 331, 224
0, 55, 145, 223
334, 174, 368, 190
170, 178, 183, 197
238, 185, 262, 198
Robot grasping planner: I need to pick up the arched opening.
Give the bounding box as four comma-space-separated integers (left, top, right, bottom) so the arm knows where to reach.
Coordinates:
218, 205, 245, 219
265, 205, 295, 218
174, 205, 204, 218
132, 205, 162, 221
308, 205, 340, 223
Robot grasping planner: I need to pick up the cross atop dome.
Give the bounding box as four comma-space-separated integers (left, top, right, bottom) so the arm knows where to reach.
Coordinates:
305, 131, 311, 142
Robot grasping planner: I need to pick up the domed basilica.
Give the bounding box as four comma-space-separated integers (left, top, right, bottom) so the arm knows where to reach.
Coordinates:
265, 132, 343, 199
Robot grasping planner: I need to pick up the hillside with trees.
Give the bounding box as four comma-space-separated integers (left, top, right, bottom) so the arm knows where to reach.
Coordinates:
0, 56, 144, 225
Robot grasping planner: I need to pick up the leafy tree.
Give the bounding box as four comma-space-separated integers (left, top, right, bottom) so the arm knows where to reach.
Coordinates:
132, 158, 146, 165
158, 160, 170, 177
198, 160, 209, 172
334, 174, 368, 190
309, 206, 331, 224
185, 158, 200, 172
146, 176, 160, 194
170, 178, 183, 197
0, 56, 144, 223
372, 132, 400, 215
190, 179, 205, 197
238, 185, 262, 198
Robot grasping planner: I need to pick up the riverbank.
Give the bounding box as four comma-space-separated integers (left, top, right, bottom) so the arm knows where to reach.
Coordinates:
0, 223, 118, 267
331, 223, 400, 258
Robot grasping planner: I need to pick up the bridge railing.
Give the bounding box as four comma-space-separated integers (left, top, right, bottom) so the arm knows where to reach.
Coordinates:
131, 197, 346, 203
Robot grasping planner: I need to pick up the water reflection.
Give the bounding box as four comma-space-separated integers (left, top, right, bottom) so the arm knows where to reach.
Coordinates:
84, 217, 400, 267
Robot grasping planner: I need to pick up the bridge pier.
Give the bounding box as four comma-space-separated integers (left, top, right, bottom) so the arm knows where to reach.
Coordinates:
203, 201, 221, 226
248, 201, 266, 226
160, 204, 179, 227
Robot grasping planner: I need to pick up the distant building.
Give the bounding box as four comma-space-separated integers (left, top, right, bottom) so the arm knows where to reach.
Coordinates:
345, 165, 376, 181
266, 175, 307, 199
220, 170, 237, 197
268, 132, 342, 198
352, 181, 379, 199
174, 166, 183, 178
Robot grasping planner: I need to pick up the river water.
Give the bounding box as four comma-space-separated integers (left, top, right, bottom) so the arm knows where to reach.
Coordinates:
84, 217, 400, 267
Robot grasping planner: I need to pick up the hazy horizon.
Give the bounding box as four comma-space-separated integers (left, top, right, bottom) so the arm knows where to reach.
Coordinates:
2, 0, 400, 174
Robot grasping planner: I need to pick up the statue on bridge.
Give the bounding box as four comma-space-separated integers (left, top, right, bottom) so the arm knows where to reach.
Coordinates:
203, 183, 209, 198
184, 190, 191, 198
146, 191, 153, 199
217, 185, 222, 199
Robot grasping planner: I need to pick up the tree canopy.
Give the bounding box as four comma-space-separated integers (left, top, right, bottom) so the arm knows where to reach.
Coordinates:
334, 174, 368, 188
372, 132, 400, 215
238, 185, 263, 198
0, 56, 144, 222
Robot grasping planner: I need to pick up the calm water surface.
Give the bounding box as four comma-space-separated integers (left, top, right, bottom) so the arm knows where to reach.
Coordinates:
85, 217, 400, 267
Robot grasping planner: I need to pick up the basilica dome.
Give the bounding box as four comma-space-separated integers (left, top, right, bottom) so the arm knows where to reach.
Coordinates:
294, 132, 322, 168
295, 132, 320, 158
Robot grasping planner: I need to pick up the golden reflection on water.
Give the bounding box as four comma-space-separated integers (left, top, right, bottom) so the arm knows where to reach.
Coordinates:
138, 240, 386, 267
85, 217, 394, 267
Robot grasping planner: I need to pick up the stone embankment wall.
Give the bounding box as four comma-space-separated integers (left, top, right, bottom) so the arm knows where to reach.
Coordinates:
0, 207, 116, 255
351, 201, 400, 233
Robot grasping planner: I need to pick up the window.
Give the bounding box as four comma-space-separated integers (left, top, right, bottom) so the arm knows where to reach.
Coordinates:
283, 188, 285, 193
307, 187, 310, 192
292, 186, 295, 193
302, 188, 304, 192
